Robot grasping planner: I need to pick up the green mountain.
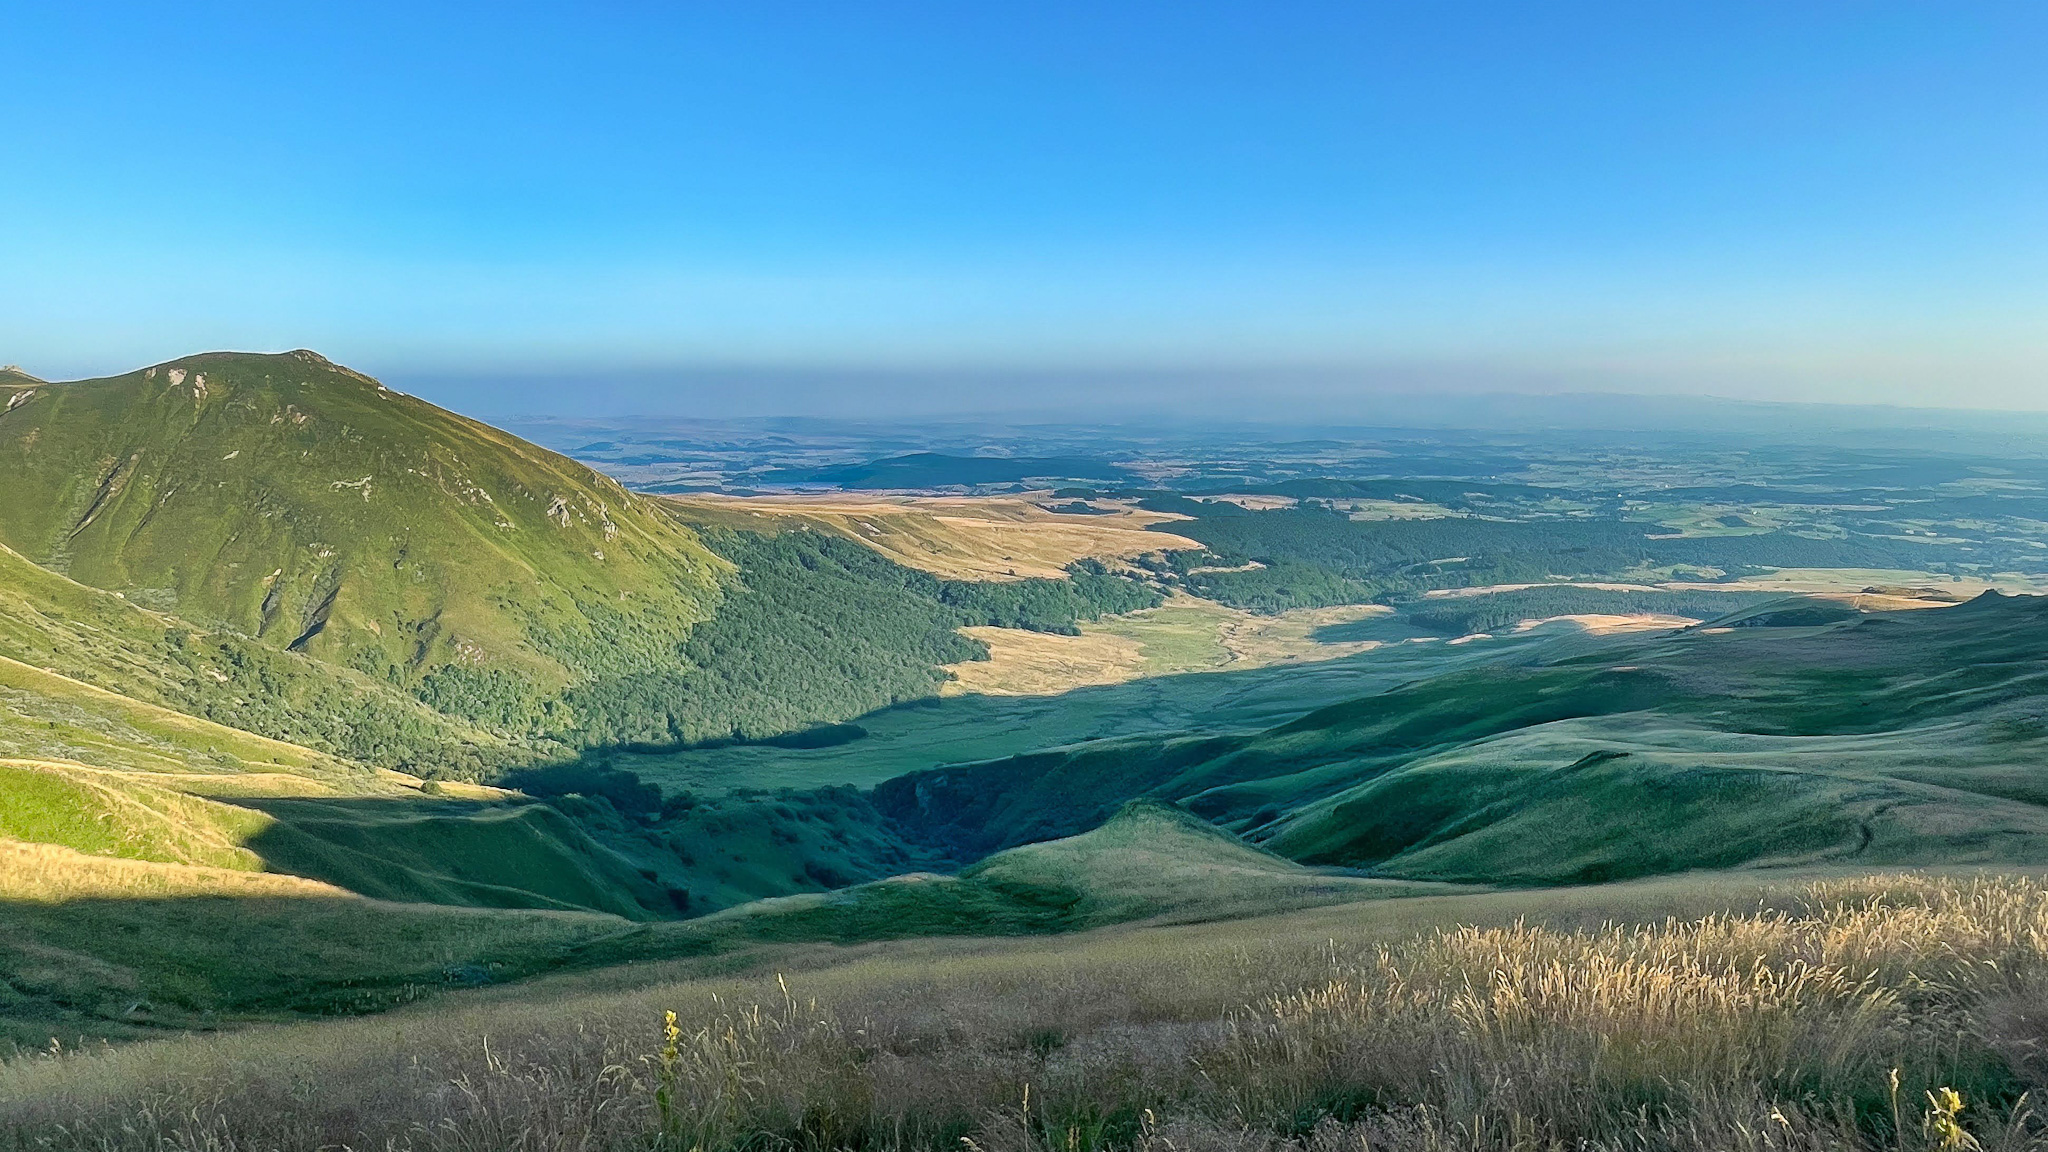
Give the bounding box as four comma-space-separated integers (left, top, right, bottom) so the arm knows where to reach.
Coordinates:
0, 351, 726, 729
0, 352, 1172, 758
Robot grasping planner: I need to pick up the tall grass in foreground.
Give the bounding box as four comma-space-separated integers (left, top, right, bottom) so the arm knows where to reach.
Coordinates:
14, 874, 2048, 1150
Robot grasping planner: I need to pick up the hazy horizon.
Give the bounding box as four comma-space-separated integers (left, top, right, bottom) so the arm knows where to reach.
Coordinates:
6, 3, 2045, 415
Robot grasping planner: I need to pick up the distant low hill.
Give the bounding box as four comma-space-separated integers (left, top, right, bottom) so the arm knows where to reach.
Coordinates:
757, 452, 1138, 489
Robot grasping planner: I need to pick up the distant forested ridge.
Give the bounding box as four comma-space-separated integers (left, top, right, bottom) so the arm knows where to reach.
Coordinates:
1139, 498, 1963, 612
755, 452, 1137, 489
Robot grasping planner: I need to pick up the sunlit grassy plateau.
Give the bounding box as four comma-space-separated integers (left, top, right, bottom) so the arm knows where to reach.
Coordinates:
14, 354, 2048, 1148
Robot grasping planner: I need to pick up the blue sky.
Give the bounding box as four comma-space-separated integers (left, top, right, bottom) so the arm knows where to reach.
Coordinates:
3, 2, 2045, 416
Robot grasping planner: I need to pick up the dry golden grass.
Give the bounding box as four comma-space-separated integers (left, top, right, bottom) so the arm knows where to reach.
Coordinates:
0, 838, 349, 902
665, 493, 1199, 580
14, 872, 2048, 1150
943, 627, 1152, 695
1504, 612, 1704, 635
943, 598, 1393, 696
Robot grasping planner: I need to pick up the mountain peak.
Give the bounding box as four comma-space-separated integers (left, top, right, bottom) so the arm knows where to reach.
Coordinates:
137, 349, 389, 392
0, 352, 726, 690
0, 365, 43, 386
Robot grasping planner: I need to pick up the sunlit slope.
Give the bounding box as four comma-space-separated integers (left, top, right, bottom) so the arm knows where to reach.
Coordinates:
0, 539, 505, 771
0, 548, 693, 920
0, 540, 927, 923
881, 594, 2048, 882
0, 351, 726, 699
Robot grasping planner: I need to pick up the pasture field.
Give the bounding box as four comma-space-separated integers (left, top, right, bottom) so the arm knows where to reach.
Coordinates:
943, 599, 1399, 697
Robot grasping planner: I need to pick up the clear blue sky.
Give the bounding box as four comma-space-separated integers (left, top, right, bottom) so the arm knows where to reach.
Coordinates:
3, 2, 2045, 416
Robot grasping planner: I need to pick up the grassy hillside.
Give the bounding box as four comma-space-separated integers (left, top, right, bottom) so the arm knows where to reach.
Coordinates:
15, 870, 2048, 1151
0, 358, 1194, 758
0, 539, 896, 925
878, 594, 2048, 883
0, 539, 509, 772
0, 798, 1429, 1048
0, 351, 725, 726
633, 800, 1448, 950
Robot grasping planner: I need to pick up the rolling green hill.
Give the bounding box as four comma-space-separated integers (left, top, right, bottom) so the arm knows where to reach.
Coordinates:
0, 537, 509, 773
877, 594, 2048, 883
0, 798, 1425, 1046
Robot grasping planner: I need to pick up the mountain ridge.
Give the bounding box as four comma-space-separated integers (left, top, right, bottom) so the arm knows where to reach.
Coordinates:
0, 350, 732, 741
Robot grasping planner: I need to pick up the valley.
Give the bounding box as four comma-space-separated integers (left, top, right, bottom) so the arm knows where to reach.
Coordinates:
13, 355, 2048, 1146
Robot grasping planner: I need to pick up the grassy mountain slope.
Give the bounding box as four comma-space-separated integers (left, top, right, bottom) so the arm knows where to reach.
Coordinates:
0, 514, 981, 927
878, 594, 2048, 883
0, 539, 508, 772
0, 356, 1172, 757
0, 351, 725, 719
494, 800, 1446, 963
0, 537, 746, 921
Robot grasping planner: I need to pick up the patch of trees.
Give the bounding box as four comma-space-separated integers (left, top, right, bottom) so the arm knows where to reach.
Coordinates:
559, 527, 1163, 748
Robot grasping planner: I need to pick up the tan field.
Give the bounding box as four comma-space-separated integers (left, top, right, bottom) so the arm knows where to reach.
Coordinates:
0, 837, 351, 902
943, 596, 1394, 696
1507, 612, 1704, 634
663, 492, 1200, 580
